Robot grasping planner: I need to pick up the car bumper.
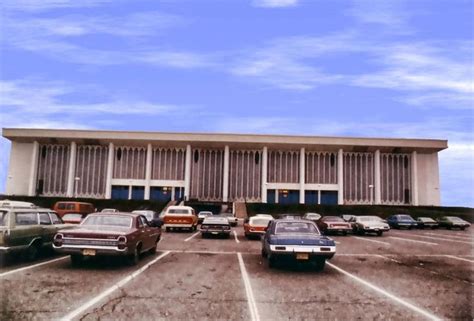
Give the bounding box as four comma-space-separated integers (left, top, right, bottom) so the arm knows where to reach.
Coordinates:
53, 244, 129, 256
325, 227, 352, 233
164, 223, 194, 228
269, 245, 336, 259
245, 230, 265, 236
201, 229, 231, 236
363, 226, 390, 232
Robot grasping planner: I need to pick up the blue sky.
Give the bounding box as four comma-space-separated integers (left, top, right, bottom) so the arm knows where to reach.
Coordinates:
0, 0, 473, 206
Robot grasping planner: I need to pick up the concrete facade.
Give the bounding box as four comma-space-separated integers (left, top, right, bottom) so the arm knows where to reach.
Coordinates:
2, 128, 447, 206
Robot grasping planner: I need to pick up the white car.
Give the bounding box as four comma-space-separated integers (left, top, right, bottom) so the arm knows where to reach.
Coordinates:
221, 213, 238, 226
255, 214, 274, 220
350, 216, 390, 236
198, 211, 213, 224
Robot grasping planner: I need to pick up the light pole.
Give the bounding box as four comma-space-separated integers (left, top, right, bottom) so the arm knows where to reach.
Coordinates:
74, 177, 80, 199
369, 184, 374, 205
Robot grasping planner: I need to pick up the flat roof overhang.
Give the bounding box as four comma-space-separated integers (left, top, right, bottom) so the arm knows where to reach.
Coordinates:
2, 128, 448, 153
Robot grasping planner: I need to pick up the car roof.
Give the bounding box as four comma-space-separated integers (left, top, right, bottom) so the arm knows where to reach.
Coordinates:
55, 201, 93, 205
168, 205, 193, 210
89, 212, 141, 217
273, 218, 316, 224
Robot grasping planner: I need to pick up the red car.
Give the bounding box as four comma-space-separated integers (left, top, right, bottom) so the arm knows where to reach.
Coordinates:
316, 216, 352, 235
53, 212, 162, 266
244, 216, 274, 239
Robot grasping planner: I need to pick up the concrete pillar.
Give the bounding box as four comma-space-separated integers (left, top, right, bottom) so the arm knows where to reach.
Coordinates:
374, 149, 381, 204
105, 142, 114, 199
261, 146, 268, 203
222, 145, 230, 202
144, 143, 152, 200
65, 141, 77, 197
275, 189, 279, 204
299, 147, 305, 204
28, 141, 40, 196
184, 144, 192, 201
411, 151, 419, 205
337, 149, 344, 205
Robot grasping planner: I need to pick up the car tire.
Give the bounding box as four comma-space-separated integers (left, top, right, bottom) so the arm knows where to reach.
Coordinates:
70, 254, 83, 266
358, 230, 365, 236
166, 227, 171, 232
25, 243, 40, 261
314, 258, 326, 271
268, 256, 276, 269
342, 231, 347, 236
377, 231, 383, 236
461, 227, 466, 231
127, 246, 140, 266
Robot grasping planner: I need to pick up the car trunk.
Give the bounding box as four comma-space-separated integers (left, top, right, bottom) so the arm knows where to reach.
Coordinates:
164, 215, 194, 225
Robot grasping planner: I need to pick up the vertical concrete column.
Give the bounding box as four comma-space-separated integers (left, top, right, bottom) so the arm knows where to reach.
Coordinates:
374, 149, 381, 204
105, 142, 114, 199
261, 146, 268, 203
299, 147, 305, 204
411, 151, 419, 206
144, 143, 152, 200
28, 141, 40, 196
65, 141, 77, 197
184, 144, 192, 201
337, 148, 344, 205
222, 145, 230, 202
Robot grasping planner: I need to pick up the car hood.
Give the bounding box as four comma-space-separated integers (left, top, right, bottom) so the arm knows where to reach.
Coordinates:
270, 234, 335, 246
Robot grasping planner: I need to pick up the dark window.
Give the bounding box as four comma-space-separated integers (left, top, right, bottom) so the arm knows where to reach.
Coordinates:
41, 146, 47, 158
116, 148, 122, 161
255, 152, 260, 164
57, 203, 67, 210
50, 213, 63, 224
404, 156, 409, 168
330, 154, 336, 167
16, 213, 38, 225
39, 213, 52, 225
404, 189, 410, 204
194, 150, 199, 163
37, 179, 44, 195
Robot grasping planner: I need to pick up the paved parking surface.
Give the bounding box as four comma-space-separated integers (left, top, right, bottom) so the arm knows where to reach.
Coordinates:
1, 227, 473, 320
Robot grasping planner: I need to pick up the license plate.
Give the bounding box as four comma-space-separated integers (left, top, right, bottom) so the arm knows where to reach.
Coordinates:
83, 249, 96, 256
296, 253, 309, 260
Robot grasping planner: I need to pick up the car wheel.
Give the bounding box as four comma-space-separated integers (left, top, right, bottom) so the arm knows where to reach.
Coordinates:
342, 231, 347, 236
127, 246, 140, 266
166, 227, 170, 232
358, 230, 365, 236
25, 243, 40, 261
268, 256, 276, 269
70, 254, 83, 266
314, 258, 326, 271
377, 231, 383, 236
461, 227, 466, 231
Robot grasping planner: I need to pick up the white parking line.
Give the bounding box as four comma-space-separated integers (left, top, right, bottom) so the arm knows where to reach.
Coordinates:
393, 233, 472, 245
184, 231, 200, 242
443, 255, 474, 263
353, 236, 391, 246
237, 253, 261, 321
421, 232, 473, 241
233, 230, 240, 244
0, 256, 68, 278
327, 262, 442, 321
59, 251, 170, 321
388, 236, 438, 246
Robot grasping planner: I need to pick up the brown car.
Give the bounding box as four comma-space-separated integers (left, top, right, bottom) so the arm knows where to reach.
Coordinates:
316, 216, 352, 235
53, 212, 162, 266
52, 201, 95, 218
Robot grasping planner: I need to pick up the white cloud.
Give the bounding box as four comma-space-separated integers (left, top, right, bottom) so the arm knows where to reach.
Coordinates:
253, 0, 299, 8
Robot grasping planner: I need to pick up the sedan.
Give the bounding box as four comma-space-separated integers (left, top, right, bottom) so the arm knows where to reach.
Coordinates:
437, 216, 471, 230
200, 216, 231, 238
261, 219, 336, 271
53, 212, 162, 266
387, 214, 418, 229
350, 216, 390, 236
316, 216, 352, 235
244, 216, 273, 239
416, 217, 439, 229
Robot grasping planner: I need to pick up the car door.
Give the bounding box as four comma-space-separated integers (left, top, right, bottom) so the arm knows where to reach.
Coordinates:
9, 211, 42, 248
137, 216, 153, 250
38, 212, 56, 245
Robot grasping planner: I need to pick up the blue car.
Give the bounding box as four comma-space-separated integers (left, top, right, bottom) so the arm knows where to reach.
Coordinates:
387, 214, 418, 229
261, 219, 336, 271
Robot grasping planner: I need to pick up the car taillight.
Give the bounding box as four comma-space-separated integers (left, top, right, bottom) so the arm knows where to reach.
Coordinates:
223, 226, 230, 230
117, 236, 127, 250
53, 233, 63, 247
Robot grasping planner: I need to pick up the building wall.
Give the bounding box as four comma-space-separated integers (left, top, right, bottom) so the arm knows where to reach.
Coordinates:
6, 141, 34, 196
417, 153, 441, 206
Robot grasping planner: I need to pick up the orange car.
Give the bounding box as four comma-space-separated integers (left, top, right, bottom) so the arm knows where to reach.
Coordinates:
244, 215, 274, 239
163, 206, 198, 232
52, 201, 94, 218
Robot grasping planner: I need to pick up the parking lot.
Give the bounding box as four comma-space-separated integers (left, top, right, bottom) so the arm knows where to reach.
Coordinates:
1, 226, 473, 321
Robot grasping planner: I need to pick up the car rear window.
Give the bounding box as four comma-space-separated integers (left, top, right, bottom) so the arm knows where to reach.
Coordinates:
82, 215, 132, 227
250, 218, 271, 226
275, 222, 318, 234
15, 213, 38, 225
168, 209, 190, 214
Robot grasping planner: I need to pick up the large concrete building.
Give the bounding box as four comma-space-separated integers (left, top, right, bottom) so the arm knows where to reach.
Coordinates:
2, 128, 447, 206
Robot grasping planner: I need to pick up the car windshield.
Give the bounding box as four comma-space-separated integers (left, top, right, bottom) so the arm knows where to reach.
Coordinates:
275, 222, 318, 234
250, 218, 272, 226
398, 215, 413, 220
447, 217, 465, 222
168, 209, 190, 214
0, 211, 7, 226
419, 217, 434, 222
323, 216, 344, 222
359, 216, 381, 222
63, 214, 83, 220
82, 215, 132, 227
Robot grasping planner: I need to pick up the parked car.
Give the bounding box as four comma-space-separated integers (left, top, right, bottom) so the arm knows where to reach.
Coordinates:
53, 201, 95, 218
132, 210, 163, 227
316, 216, 352, 235
200, 216, 231, 238
53, 212, 162, 266
261, 219, 336, 270
244, 216, 274, 239
350, 216, 390, 236
163, 206, 198, 232
302, 212, 322, 223
416, 217, 439, 229
62, 213, 86, 224
221, 213, 238, 226
101, 208, 119, 213
437, 216, 471, 230
387, 214, 418, 229
197, 211, 213, 224
0, 202, 72, 261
